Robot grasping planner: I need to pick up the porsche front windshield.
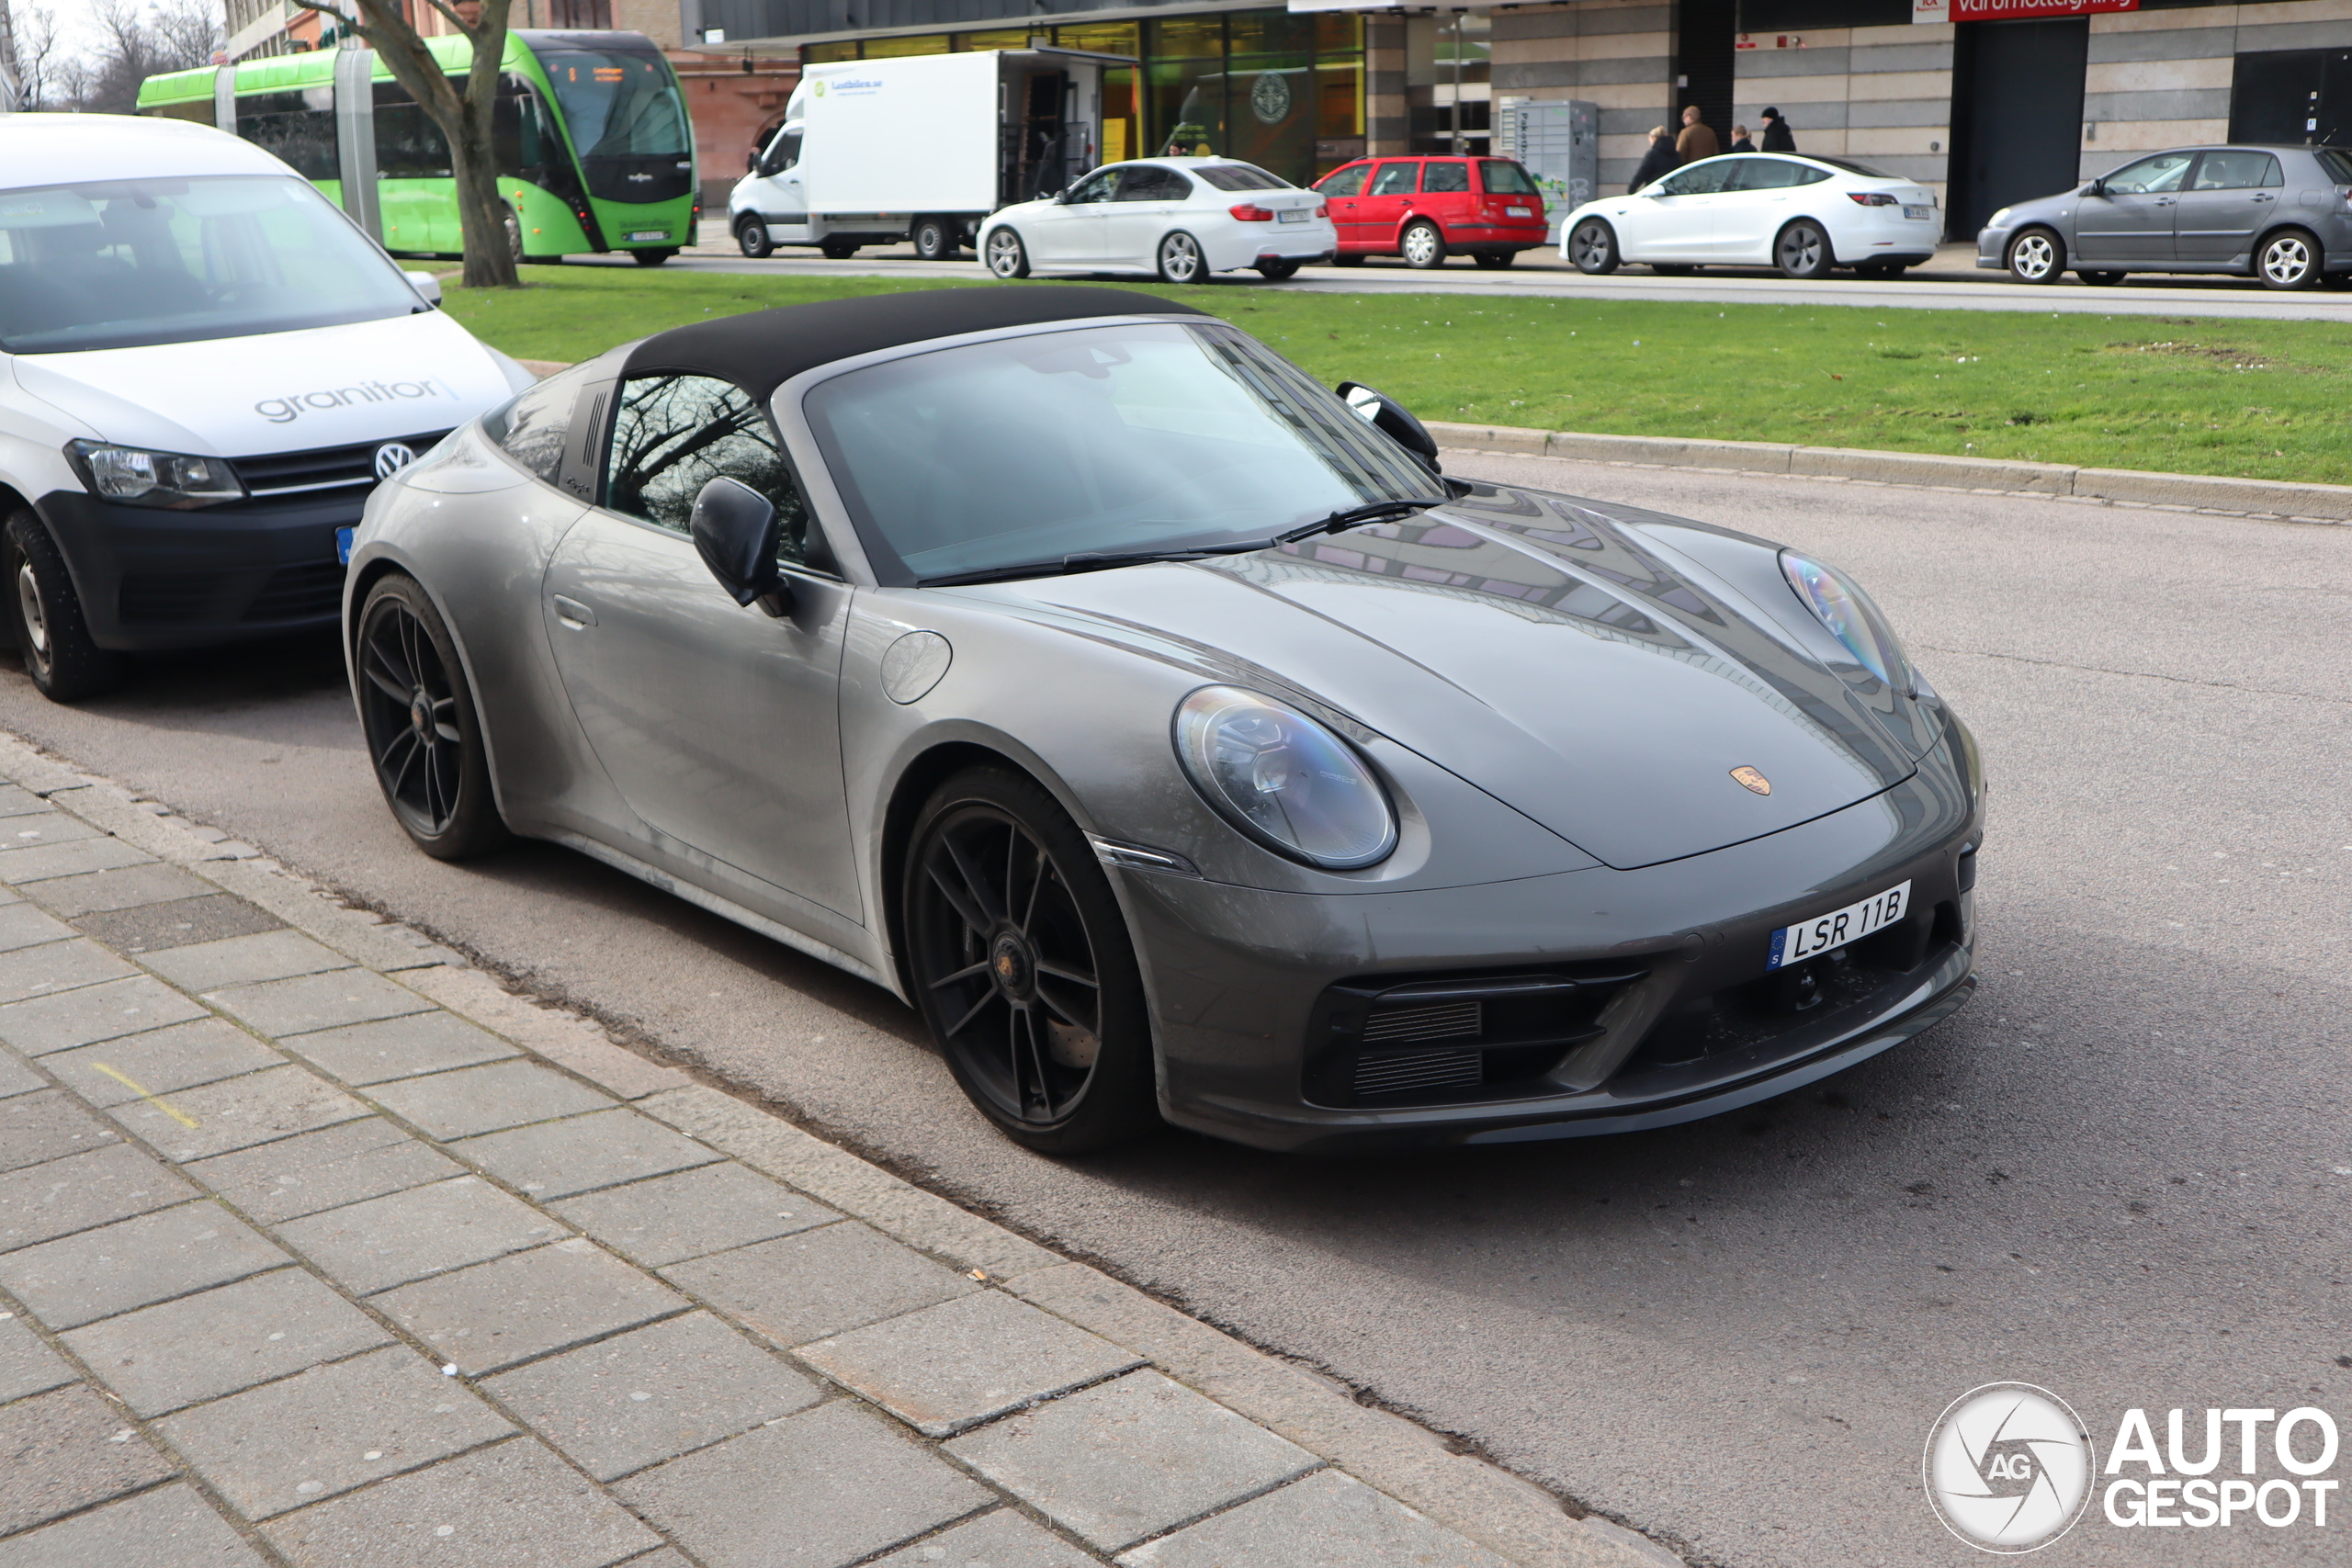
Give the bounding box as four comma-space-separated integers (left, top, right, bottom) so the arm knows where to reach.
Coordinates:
801, 321, 1439, 584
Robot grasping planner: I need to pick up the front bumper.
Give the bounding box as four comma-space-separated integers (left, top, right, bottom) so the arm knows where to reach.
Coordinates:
34, 488, 359, 652
1976, 227, 2012, 268
1119, 731, 1983, 1152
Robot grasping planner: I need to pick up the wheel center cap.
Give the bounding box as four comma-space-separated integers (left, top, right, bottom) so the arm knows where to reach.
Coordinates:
989, 933, 1034, 1000
409, 694, 432, 739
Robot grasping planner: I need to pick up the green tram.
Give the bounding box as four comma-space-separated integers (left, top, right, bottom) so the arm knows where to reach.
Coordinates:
138, 30, 695, 265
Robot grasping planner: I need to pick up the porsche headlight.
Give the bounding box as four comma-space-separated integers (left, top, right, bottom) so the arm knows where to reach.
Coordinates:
1780, 551, 1915, 694
64, 440, 244, 509
1173, 686, 1396, 870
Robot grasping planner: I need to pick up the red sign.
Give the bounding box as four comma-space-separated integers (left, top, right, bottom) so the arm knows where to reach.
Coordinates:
1951, 0, 2135, 17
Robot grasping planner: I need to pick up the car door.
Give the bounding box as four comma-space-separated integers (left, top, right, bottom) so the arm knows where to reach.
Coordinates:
1028, 165, 1118, 265
1355, 160, 1422, 254
1315, 162, 1373, 248
1103, 164, 1196, 266
540, 371, 861, 919
1417, 158, 1476, 243
1711, 157, 1814, 260
2075, 150, 2192, 264
2173, 150, 2283, 265
747, 128, 809, 243
1622, 159, 1735, 261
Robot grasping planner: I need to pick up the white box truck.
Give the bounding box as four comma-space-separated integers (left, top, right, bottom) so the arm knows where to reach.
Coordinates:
728, 49, 1125, 262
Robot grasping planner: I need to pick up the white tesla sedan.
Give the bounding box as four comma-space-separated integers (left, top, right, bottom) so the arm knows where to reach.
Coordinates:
980, 158, 1336, 284
1560, 153, 1941, 279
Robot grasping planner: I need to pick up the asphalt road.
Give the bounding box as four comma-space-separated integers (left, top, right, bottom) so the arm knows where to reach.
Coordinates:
4, 463, 2347, 1566
610, 228, 2352, 322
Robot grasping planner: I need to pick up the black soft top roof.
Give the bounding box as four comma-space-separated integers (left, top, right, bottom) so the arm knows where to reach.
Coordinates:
620, 287, 1210, 400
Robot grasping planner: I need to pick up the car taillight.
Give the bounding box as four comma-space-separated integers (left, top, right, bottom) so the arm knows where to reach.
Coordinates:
1848, 192, 1899, 207
1230, 204, 1275, 221
1315, 201, 1329, 218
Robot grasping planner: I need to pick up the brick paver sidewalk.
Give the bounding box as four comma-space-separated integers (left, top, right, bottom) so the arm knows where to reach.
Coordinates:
0, 739, 1672, 1568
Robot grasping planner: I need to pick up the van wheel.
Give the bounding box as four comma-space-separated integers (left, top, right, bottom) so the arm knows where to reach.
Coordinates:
986, 228, 1030, 278
735, 215, 774, 258
912, 216, 958, 261
820, 237, 861, 260
1400, 220, 1446, 268
5, 512, 119, 704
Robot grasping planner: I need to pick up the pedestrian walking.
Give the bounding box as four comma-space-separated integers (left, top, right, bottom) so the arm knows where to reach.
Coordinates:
1759, 107, 1796, 152
1675, 105, 1719, 162
1729, 125, 1757, 154
1628, 127, 1679, 193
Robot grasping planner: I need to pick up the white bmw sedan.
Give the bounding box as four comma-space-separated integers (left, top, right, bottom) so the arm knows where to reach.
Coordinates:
981, 158, 1336, 284
1560, 152, 1941, 279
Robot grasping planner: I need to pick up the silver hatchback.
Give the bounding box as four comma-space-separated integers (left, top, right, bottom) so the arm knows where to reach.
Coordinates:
1975, 144, 2352, 289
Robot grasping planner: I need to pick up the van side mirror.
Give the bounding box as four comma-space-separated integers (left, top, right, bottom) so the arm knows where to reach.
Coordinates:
1336, 381, 1442, 475
747, 149, 760, 172
691, 478, 789, 616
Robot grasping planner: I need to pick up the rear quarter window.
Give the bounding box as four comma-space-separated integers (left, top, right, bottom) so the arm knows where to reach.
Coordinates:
1477, 160, 1540, 196
1194, 164, 1291, 192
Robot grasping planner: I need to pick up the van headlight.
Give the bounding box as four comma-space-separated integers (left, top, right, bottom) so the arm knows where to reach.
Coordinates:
65, 440, 245, 509
1173, 686, 1397, 870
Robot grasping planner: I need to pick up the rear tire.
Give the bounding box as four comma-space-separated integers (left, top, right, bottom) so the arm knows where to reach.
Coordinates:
4, 511, 118, 704
2006, 227, 2064, 284
2078, 269, 2126, 287
985, 227, 1030, 278
820, 237, 861, 260
1156, 230, 1206, 284
1567, 218, 1619, 275
1774, 219, 1833, 279
1472, 249, 1515, 269
902, 766, 1160, 1154
1253, 258, 1300, 280
631, 248, 676, 266
1400, 220, 1446, 269
911, 215, 958, 261
734, 215, 773, 258
2257, 228, 2322, 289
356, 574, 508, 862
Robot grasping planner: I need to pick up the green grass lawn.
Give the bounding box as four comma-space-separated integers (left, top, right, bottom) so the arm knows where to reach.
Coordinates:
443, 265, 2352, 485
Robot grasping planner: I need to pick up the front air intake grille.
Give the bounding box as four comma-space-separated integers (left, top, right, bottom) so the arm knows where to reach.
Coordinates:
1362, 999, 1482, 1046
1352, 1050, 1484, 1099
119, 571, 232, 624
245, 561, 347, 622
232, 430, 449, 498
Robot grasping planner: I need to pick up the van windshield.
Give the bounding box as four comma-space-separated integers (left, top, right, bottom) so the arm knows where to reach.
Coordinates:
0, 175, 419, 355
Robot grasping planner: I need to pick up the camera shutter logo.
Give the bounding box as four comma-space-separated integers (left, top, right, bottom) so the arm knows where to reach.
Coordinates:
372, 443, 416, 481
1924, 1382, 2095, 1552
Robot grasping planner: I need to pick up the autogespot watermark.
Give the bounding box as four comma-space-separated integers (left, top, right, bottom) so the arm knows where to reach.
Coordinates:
1926, 1385, 2342, 1551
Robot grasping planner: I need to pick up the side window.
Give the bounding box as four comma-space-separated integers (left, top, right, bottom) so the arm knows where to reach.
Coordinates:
2193, 151, 2282, 190
1116, 166, 1191, 201
1068, 169, 1119, 204
759, 130, 800, 176
1476, 159, 1540, 196
605, 374, 814, 566
1653, 162, 1736, 197
1422, 161, 1469, 194
1726, 158, 1811, 192
1368, 162, 1419, 197
2105, 152, 2194, 195
483, 366, 587, 484
1316, 164, 1371, 197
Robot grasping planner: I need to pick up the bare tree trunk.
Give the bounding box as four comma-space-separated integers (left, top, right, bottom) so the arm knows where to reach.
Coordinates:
299, 0, 520, 288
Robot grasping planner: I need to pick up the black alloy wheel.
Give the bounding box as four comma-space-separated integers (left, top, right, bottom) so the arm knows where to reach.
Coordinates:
2258, 229, 2322, 290
356, 574, 506, 861
985, 228, 1030, 278
1254, 258, 1301, 280
1568, 218, 1618, 275
2079, 269, 2126, 287
735, 214, 774, 258
911, 216, 957, 261
1775, 220, 1833, 279
2006, 227, 2064, 284
903, 768, 1158, 1153
3, 510, 118, 703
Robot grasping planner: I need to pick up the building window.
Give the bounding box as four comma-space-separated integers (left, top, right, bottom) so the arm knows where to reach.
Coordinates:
546, 0, 612, 27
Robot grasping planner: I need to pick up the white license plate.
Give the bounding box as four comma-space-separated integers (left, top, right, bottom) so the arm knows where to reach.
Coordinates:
1767, 880, 1911, 970
627, 230, 671, 242
1507, 205, 1533, 218
1903, 205, 1933, 220
1277, 209, 1311, 223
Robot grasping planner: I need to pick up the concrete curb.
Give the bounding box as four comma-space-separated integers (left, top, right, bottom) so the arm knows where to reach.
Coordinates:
0, 725, 1676, 1568
1427, 420, 2352, 524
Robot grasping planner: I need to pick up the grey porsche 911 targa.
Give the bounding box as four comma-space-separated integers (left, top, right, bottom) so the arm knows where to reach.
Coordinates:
345, 287, 1983, 1154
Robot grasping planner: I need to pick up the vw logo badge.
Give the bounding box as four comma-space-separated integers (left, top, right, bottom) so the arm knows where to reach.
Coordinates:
372, 443, 416, 480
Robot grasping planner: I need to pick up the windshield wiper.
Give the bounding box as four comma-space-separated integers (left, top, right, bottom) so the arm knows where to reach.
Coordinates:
916, 498, 1452, 589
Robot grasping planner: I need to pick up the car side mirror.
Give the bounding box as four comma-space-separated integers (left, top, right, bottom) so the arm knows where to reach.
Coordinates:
401, 270, 441, 308
691, 477, 789, 616
1336, 381, 1442, 475
1053, 187, 1072, 204
2084, 178, 2105, 197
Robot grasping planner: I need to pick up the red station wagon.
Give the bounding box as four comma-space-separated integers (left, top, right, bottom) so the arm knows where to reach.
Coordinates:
1312, 154, 1550, 268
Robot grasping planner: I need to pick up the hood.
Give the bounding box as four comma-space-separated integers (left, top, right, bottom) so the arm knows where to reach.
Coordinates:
1009, 487, 1920, 871
11, 310, 518, 459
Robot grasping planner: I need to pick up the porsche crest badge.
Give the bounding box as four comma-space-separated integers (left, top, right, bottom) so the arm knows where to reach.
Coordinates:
1731, 766, 1771, 795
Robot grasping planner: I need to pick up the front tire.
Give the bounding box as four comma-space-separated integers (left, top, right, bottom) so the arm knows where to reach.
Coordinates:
1774, 220, 1833, 279
1156, 230, 1206, 284
735, 215, 773, 258
911, 215, 958, 261
4, 512, 118, 704
356, 574, 507, 862
2006, 227, 2064, 284
1400, 220, 1446, 269
903, 767, 1159, 1154
1568, 218, 1619, 275
985, 227, 1030, 278
2257, 228, 2322, 290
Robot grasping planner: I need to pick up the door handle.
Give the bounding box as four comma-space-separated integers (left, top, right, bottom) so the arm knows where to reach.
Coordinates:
552, 595, 596, 627
2252, 193, 2275, 202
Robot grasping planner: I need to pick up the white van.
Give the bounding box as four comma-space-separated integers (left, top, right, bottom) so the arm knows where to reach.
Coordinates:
0, 114, 530, 701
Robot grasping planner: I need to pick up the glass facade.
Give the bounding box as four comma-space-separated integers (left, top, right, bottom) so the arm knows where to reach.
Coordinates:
797, 9, 1363, 186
